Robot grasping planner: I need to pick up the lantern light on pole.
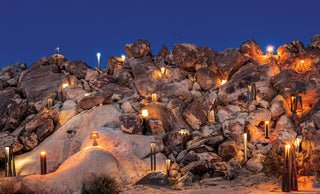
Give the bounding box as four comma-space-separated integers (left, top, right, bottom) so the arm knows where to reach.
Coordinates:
55, 47, 60, 54
142, 109, 148, 118
208, 110, 215, 123
243, 133, 247, 167
90, 131, 100, 146
160, 67, 166, 78
267, 46, 274, 55
97, 52, 101, 68
121, 54, 126, 62
221, 80, 227, 85
40, 151, 47, 175
151, 93, 158, 102
150, 141, 156, 171
265, 120, 270, 139
166, 158, 171, 176
48, 98, 53, 110
5, 146, 16, 177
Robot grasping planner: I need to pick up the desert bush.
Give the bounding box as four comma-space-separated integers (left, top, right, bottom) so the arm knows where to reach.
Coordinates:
261, 147, 284, 177
86, 176, 120, 194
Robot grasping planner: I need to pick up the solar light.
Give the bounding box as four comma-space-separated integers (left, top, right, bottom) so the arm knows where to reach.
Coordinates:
221, 80, 227, 85
55, 47, 60, 54
97, 52, 101, 68
265, 121, 270, 139
150, 141, 156, 171
267, 46, 274, 55
142, 109, 148, 118
151, 93, 158, 102
48, 98, 53, 110
247, 83, 256, 101
160, 67, 166, 78
208, 110, 215, 123
243, 133, 247, 167
62, 83, 69, 89
5, 146, 16, 177
90, 132, 100, 146
121, 54, 126, 62
40, 151, 47, 175
166, 158, 171, 176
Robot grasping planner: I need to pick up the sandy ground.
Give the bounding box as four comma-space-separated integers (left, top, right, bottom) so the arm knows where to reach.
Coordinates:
121, 173, 320, 194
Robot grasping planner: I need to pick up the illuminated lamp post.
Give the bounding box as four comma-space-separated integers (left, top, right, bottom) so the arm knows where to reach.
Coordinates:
267, 46, 274, 55
221, 80, 227, 85
121, 54, 126, 62
295, 137, 301, 153
40, 151, 47, 175
296, 96, 303, 113
142, 109, 148, 118
208, 110, 215, 123
265, 120, 270, 139
150, 141, 156, 171
55, 47, 60, 54
282, 144, 298, 192
5, 146, 16, 177
166, 158, 171, 176
97, 52, 101, 68
243, 133, 247, 167
90, 132, 100, 146
247, 83, 256, 101
151, 93, 158, 103
160, 67, 166, 78
48, 98, 53, 110
291, 96, 296, 113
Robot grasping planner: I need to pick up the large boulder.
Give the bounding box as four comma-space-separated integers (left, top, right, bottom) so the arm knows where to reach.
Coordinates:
35, 119, 54, 141
222, 118, 245, 140
218, 140, 238, 161
165, 43, 200, 71
63, 60, 90, 79
19, 132, 38, 150
18, 57, 65, 111
135, 172, 171, 188
239, 39, 263, 57
301, 121, 320, 149
78, 92, 113, 110
213, 48, 248, 79
0, 92, 28, 132
183, 102, 207, 130
119, 114, 143, 134
195, 68, 220, 90
125, 39, 152, 58
308, 34, 320, 50
143, 103, 179, 132
47, 54, 67, 67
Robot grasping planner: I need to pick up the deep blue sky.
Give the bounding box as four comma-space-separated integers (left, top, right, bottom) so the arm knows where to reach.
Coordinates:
0, 0, 320, 68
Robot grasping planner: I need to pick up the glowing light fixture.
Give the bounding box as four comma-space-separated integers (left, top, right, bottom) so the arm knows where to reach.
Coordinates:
150, 141, 156, 171
55, 47, 60, 54
178, 129, 189, 136
142, 109, 148, 118
5, 146, 16, 177
90, 132, 100, 146
84, 93, 90, 97
121, 54, 126, 62
166, 158, 171, 176
208, 110, 215, 123
160, 67, 166, 78
62, 83, 69, 89
265, 121, 270, 139
243, 133, 247, 167
247, 83, 256, 101
267, 46, 274, 55
47, 98, 53, 110
40, 151, 47, 175
151, 93, 158, 102
221, 80, 227, 85
97, 52, 101, 68
295, 137, 301, 153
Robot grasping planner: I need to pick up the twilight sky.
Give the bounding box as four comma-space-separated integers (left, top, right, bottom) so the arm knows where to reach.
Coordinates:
0, 0, 320, 68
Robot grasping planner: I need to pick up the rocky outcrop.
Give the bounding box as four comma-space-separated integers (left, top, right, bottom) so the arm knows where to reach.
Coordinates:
125, 39, 152, 58
63, 60, 90, 79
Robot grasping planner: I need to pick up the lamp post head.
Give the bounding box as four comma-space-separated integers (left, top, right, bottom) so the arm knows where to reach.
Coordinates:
142, 109, 148, 118
97, 52, 101, 58
40, 151, 46, 156
265, 120, 269, 124
90, 132, 100, 139
267, 46, 274, 54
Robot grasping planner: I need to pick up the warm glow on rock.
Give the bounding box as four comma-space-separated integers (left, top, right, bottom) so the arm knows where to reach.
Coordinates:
62, 83, 69, 89
293, 58, 312, 73
142, 109, 148, 118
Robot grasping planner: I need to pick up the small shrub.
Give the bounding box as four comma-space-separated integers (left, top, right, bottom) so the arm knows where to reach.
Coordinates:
261, 147, 284, 177
86, 176, 120, 194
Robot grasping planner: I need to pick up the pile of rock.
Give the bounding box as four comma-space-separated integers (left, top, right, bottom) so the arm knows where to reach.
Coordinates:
1, 35, 320, 190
